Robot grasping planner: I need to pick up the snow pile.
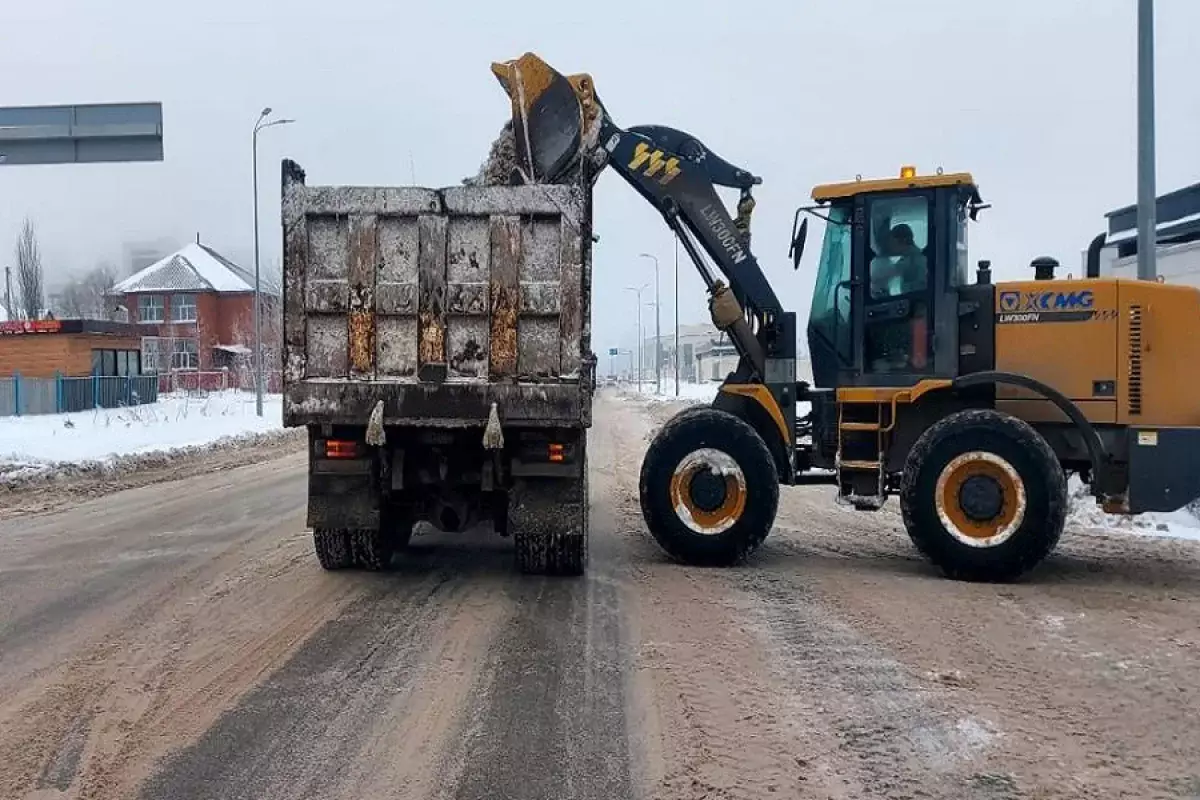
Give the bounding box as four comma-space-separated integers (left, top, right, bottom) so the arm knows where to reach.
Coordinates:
618, 382, 721, 405
0, 391, 286, 483
1067, 476, 1200, 542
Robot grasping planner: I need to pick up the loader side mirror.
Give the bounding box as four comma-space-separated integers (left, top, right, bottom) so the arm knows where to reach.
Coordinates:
789, 215, 809, 271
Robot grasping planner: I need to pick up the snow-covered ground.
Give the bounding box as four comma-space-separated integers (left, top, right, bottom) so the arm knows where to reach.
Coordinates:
1067, 476, 1200, 542
0, 391, 285, 483
618, 381, 721, 404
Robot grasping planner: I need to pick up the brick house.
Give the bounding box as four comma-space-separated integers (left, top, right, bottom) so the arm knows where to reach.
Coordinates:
109, 240, 280, 386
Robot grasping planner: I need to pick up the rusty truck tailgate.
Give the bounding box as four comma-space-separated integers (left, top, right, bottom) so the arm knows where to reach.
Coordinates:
280, 160, 593, 428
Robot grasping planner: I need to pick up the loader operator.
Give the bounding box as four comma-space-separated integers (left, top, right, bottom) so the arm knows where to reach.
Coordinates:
870, 223, 926, 299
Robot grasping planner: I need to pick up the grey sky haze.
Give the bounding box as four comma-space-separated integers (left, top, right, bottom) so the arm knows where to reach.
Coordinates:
3, 1, 1197, 356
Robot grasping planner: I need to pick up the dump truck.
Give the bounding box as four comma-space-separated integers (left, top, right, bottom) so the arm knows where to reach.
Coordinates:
279, 158, 595, 575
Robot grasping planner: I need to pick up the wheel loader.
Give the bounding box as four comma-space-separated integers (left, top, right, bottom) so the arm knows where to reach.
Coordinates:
490, 52, 1200, 581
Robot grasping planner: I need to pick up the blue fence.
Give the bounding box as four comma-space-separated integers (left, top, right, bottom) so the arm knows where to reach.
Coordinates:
0, 374, 159, 417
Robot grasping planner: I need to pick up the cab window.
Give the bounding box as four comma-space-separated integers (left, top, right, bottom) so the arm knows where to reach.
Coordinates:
867, 195, 929, 299
808, 204, 852, 361
951, 198, 969, 287
863, 194, 931, 374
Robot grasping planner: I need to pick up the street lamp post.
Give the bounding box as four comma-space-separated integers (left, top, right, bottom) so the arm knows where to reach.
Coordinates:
673, 236, 680, 395
252, 107, 295, 417
625, 284, 648, 391
1136, 0, 1157, 281
639, 253, 661, 394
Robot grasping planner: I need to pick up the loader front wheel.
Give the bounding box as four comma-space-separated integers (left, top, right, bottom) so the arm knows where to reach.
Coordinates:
900, 409, 1066, 582
639, 407, 779, 566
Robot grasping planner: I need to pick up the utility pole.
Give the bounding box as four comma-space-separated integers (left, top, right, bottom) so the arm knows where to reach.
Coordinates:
252, 108, 295, 417
625, 284, 649, 391
3, 266, 12, 322
639, 253, 661, 394
1136, 0, 1157, 281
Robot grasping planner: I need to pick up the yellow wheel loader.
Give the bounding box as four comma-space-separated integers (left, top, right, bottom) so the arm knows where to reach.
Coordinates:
490, 52, 1200, 581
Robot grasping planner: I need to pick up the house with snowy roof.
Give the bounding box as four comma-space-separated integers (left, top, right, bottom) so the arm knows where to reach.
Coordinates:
109, 238, 280, 379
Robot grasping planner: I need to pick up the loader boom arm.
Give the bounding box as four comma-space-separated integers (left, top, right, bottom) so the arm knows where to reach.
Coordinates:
598, 118, 784, 319
592, 116, 791, 378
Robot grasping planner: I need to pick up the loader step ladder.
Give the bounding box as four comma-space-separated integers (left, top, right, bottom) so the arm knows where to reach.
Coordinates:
835, 399, 893, 511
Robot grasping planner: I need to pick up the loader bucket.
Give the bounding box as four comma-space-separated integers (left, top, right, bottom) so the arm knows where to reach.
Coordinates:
491, 53, 594, 183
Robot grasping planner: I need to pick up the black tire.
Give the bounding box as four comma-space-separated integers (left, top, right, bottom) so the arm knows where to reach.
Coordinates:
639, 406, 779, 566
349, 528, 395, 572
900, 409, 1067, 582
512, 447, 588, 576
313, 528, 353, 570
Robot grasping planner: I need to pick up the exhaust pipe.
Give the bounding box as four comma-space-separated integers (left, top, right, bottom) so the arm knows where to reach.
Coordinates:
1086, 232, 1107, 279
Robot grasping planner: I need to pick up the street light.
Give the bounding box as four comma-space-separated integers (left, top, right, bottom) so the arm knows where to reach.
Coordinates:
1136, 0, 1157, 281
625, 283, 649, 391
673, 236, 680, 396
252, 107, 295, 417
639, 253, 661, 394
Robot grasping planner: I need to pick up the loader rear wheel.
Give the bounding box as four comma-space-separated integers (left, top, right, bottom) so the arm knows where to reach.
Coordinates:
511, 447, 588, 576
900, 409, 1066, 582
313, 528, 353, 570
639, 406, 779, 566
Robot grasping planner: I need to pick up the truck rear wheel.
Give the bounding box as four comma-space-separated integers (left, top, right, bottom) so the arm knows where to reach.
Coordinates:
639, 406, 779, 566
511, 449, 588, 576
900, 409, 1067, 582
350, 528, 396, 571
313, 528, 354, 570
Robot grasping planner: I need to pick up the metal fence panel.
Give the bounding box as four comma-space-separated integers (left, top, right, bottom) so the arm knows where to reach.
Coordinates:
17, 378, 57, 415
0, 378, 14, 416
2, 374, 160, 417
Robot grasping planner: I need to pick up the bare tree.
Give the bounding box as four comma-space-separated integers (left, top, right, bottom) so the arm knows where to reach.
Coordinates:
15, 218, 45, 320
50, 262, 118, 320
54, 281, 86, 318
81, 262, 117, 318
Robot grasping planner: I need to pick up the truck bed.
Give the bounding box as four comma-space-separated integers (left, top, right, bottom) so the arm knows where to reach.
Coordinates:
280, 160, 594, 428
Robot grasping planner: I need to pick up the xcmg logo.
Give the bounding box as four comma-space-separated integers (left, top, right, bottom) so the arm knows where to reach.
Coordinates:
996, 289, 1104, 324
998, 289, 1094, 313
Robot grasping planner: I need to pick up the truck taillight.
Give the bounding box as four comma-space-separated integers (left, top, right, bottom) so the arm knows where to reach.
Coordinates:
549, 443, 565, 463
325, 440, 359, 459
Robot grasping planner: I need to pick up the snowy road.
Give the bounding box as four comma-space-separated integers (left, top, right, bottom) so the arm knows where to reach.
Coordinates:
1, 391, 1199, 799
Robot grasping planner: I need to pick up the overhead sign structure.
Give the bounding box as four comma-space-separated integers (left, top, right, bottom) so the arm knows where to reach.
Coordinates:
0, 102, 163, 165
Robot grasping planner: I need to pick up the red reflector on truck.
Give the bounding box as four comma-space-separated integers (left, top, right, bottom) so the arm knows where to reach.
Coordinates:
325, 440, 359, 458
549, 443, 565, 463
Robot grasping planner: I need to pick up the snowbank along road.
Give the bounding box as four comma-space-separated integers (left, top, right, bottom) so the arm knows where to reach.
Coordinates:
1, 390, 1199, 799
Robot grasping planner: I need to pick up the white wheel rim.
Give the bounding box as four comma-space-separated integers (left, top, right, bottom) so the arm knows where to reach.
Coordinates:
670, 448, 747, 535
934, 451, 1026, 548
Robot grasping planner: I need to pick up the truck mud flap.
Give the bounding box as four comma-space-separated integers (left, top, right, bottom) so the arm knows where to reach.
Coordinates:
509, 449, 588, 576
307, 472, 380, 531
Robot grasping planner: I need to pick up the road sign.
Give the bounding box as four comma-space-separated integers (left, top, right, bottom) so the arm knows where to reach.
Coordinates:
608, 347, 619, 356
0, 102, 163, 165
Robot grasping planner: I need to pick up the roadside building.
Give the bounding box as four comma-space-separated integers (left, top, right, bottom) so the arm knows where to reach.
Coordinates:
108, 239, 280, 388
0, 318, 158, 414
1090, 179, 1200, 285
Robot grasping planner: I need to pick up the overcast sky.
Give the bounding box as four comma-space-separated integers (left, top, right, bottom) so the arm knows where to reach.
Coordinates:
3, 1, 1198, 355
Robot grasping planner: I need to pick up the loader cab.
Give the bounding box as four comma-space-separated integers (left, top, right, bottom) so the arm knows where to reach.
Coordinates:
805, 168, 984, 389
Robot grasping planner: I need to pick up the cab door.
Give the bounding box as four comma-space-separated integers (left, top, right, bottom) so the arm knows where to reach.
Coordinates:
845, 189, 959, 386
